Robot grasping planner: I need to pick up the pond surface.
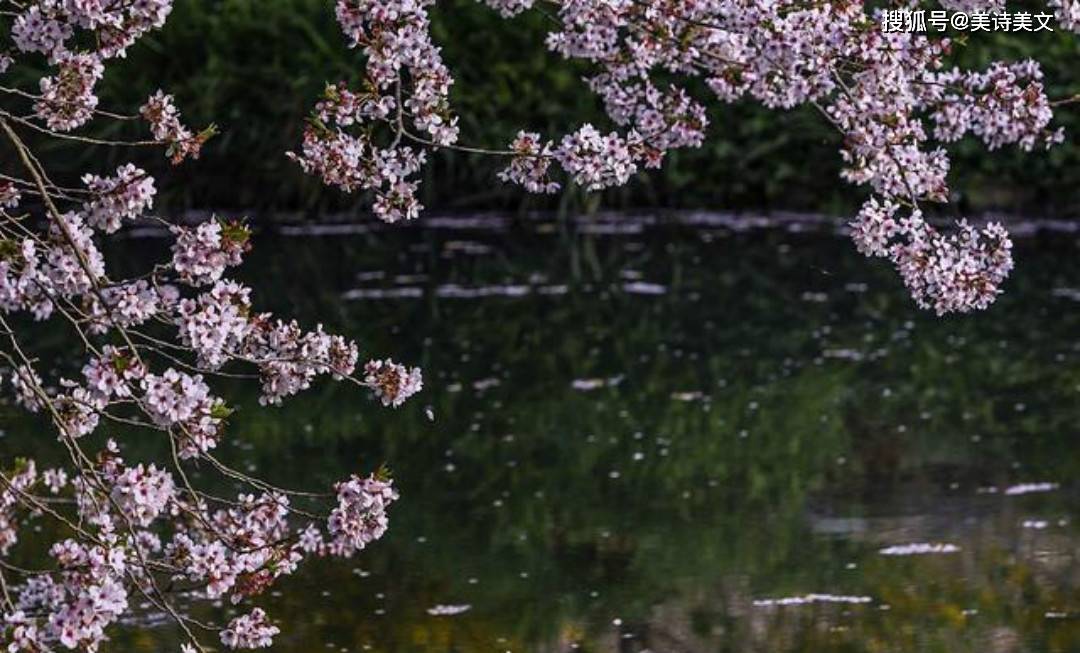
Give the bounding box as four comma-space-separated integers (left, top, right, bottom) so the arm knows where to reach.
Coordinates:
9, 212, 1080, 652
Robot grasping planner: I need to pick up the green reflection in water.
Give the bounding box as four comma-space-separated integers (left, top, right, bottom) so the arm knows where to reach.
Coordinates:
4, 215, 1079, 652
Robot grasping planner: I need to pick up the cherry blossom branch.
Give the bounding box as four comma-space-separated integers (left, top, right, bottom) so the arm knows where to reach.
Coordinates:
0, 4, 421, 650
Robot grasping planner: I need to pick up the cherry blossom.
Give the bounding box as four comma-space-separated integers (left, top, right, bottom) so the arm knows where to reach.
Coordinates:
221, 608, 279, 649
141, 90, 213, 163
1, 2, 1077, 651
43, 468, 69, 494
0, 17, 413, 638
1051, 0, 1080, 30
364, 358, 423, 407
0, 460, 37, 556
172, 219, 250, 286
327, 472, 398, 557
294, 0, 1079, 315
9, 364, 45, 413
80, 164, 156, 233
0, 182, 20, 209
81, 346, 146, 402
851, 197, 1014, 314
142, 368, 215, 424
109, 463, 176, 527
498, 131, 561, 193
176, 280, 253, 369
244, 318, 360, 405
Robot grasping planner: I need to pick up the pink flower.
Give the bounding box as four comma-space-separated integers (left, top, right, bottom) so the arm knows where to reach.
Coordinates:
0, 181, 21, 209
176, 280, 253, 369
80, 164, 156, 233
327, 473, 398, 557
109, 463, 175, 527
34, 53, 103, 131
363, 358, 422, 407
220, 608, 279, 649
172, 220, 249, 286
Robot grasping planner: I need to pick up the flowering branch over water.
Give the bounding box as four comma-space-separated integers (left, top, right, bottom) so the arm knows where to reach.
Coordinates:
292, 0, 1079, 315
0, 0, 1076, 650
0, 2, 422, 651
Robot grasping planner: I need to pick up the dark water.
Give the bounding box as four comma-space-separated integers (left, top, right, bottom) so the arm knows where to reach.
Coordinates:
7, 213, 1080, 652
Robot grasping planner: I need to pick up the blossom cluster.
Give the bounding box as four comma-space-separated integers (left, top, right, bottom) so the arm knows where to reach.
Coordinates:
21, 537, 130, 649
141, 90, 211, 163
497, 131, 560, 193
11, 0, 172, 134
0, 460, 38, 556
2, 6, 423, 648
288, 0, 462, 223
288, 84, 428, 224
3, 438, 378, 652
0, 182, 21, 209
3, 210, 111, 318
243, 317, 362, 405
2, 0, 1078, 650
927, 61, 1062, 151
327, 473, 399, 556
221, 608, 279, 649
294, 0, 1077, 315
167, 491, 298, 603
80, 164, 157, 233
177, 280, 253, 369
34, 53, 104, 131
171, 219, 250, 286
109, 463, 176, 527
7, 0, 214, 160
12, 0, 173, 60
1051, 0, 1080, 30
363, 358, 424, 408
850, 198, 1014, 314
1, 213, 416, 650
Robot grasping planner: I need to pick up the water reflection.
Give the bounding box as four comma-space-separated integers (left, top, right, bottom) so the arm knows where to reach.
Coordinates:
5, 213, 1079, 652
